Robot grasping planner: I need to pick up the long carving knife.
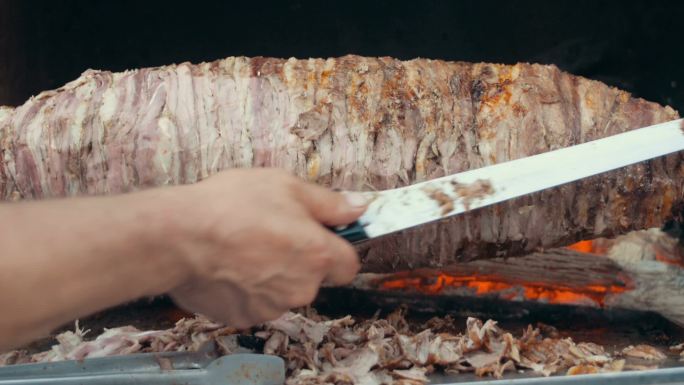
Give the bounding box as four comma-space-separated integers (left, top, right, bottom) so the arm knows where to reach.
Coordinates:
333, 118, 684, 243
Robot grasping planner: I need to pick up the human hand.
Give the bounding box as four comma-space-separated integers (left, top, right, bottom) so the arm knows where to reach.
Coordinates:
162, 169, 367, 328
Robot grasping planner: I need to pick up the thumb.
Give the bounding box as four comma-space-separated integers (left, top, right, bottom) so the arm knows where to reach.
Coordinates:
294, 182, 369, 226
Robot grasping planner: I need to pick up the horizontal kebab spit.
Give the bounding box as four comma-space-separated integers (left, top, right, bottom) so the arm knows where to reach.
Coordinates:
1, 55, 683, 273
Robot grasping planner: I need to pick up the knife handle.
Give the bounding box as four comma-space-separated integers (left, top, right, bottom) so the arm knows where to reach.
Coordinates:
329, 221, 369, 243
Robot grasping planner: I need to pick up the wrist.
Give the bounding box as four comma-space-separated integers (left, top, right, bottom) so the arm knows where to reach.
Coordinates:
125, 186, 198, 295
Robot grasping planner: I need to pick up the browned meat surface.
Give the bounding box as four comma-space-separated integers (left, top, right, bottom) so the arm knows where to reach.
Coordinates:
0, 56, 681, 271
621, 344, 667, 361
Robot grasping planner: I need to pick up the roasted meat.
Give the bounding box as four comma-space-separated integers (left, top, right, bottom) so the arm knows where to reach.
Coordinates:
2, 308, 651, 384
0, 56, 681, 271
0, 308, 677, 385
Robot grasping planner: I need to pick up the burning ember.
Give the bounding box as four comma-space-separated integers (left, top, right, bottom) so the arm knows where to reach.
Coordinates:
565, 240, 610, 255
370, 238, 656, 309
378, 271, 628, 307
566, 238, 684, 268
365, 230, 684, 327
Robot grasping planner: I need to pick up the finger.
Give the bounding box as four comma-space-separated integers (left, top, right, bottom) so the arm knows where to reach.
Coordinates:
316, 231, 361, 286
293, 182, 369, 226
295, 222, 360, 285
287, 283, 321, 308
171, 283, 252, 327
246, 294, 290, 324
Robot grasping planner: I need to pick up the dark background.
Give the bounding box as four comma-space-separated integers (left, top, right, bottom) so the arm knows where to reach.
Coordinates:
1, 0, 683, 112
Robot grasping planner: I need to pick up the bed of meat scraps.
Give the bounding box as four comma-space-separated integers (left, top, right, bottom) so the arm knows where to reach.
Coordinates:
0, 307, 668, 384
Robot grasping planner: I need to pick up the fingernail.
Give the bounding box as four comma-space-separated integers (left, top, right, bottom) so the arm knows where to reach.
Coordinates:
344, 192, 368, 208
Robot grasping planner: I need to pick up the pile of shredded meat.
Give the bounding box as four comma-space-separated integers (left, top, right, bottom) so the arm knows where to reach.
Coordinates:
0, 317, 234, 366
0, 308, 672, 383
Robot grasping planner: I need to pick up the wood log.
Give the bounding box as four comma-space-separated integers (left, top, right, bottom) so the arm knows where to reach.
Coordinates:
348, 251, 633, 307
345, 229, 684, 325
0, 56, 682, 272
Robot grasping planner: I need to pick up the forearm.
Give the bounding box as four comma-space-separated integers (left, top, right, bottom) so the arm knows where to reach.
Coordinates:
0, 189, 189, 350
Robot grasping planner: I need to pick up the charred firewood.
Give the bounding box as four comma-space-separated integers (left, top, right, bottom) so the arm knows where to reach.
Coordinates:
341, 228, 684, 326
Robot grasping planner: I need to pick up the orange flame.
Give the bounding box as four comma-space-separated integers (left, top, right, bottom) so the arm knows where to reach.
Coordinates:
377, 237, 684, 307
565, 240, 610, 255
567, 239, 684, 267
379, 273, 627, 307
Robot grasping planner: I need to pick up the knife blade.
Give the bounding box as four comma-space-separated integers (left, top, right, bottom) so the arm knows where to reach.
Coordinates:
333, 118, 684, 243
